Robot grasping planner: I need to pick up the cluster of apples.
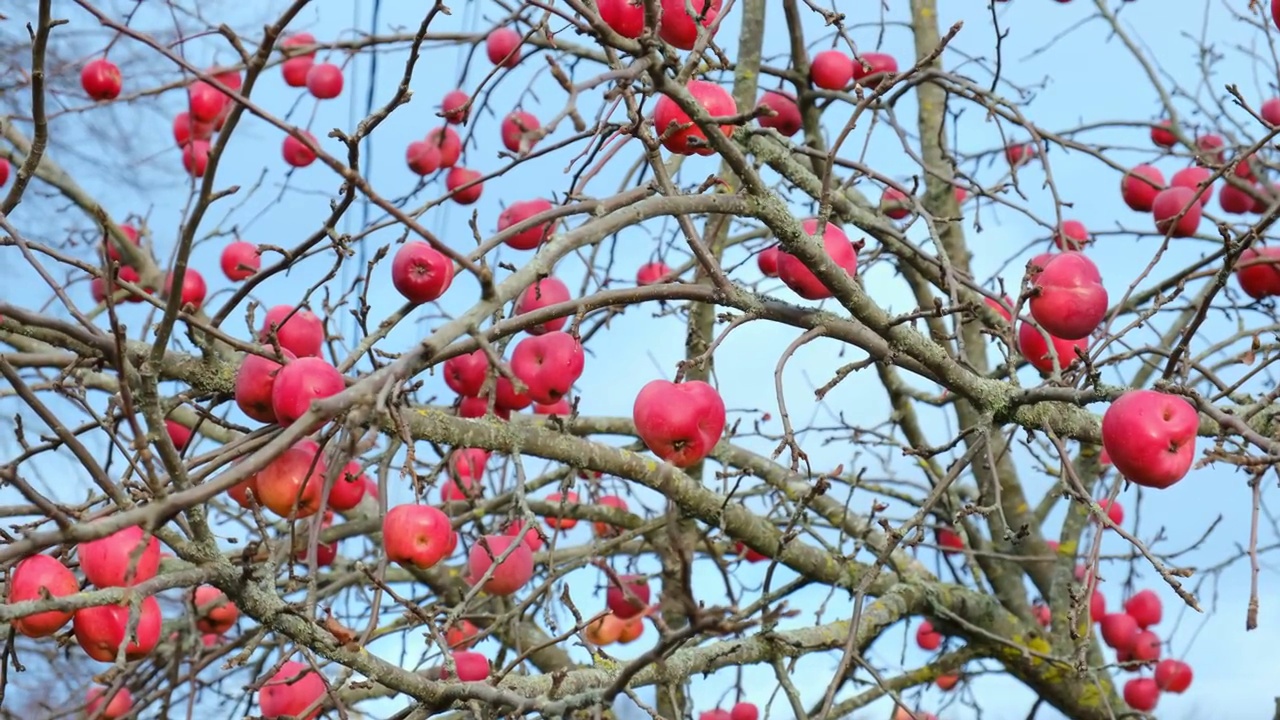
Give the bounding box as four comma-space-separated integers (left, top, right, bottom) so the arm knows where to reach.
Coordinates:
699, 702, 760, 720
1094, 590, 1194, 712
584, 574, 652, 646
809, 48, 898, 91
87, 220, 210, 317
439, 333, 584, 422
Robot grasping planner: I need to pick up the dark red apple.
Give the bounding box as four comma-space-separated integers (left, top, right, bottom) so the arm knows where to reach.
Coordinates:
598, 0, 645, 37
633, 379, 726, 467
757, 246, 780, 277
881, 188, 911, 220
653, 80, 737, 156
165, 419, 192, 451
163, 269, 208, 311
328, 460, 367, 511
606, 574, 650, 619
383, 504, 453, 570
444, 350, 490, 397
1101, 390, 1197, 489
1150, 120, 1176, 148
1236, 247, 1280, 299
852, 52, 898, 85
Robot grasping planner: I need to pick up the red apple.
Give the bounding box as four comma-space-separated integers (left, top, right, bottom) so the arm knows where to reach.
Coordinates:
103, 224, 141, 263
1196, 133, 1225, 163
1101, 390, 1197, 489
1096, 498, 1124, 526
165, 419, 192, 451
915, 619, 942, 651
653, 79, 737, 156
486, 27, 522, 67
79, 525, 160, 589
984, 295, 1013, 323
593, 494, 628, 538
85, 685, 132, 719
881, 188, 911, 220
598, 0, 645, 37
446, 619, 480, 649
1122, 677, 1159, 713
700, 711, 732, 720
504, 518, 545, 551
444, 350, 490, 397
163, 269, 207, 311
1017, 319, 1088, 374
733, 540, 768, 562
194, 585, 238, 635
756, 91, 801, 137
282, 56, 313, 87
446, 650, 491, 681
0, 158, 7, 187
1219, 181, 1256, 215
281, 32, 318, 58
534, 398, 572, 415
1033, 603, 1051, 627
271, 356, 344, 427
1237, 247, 1280, 298
775, 218, 859, 300
74, 595, 162, 662
497, 198, 555, 250
1054, 220, 1090, 250
467, 534, 535, 595
1123, 589, 1162, 628
384, 504, 453, 570
459, 395, 507, 420
1005, 142, 1036, 167
446, 166, 483, 204
936, 526, 964, 553
1263, 97, 1280, 126
282, 131, 318, 167
82, 59, 123, 100
173, 111, 213, 146
327, 460, 367, 511
852, 52, 898, 85
1171, 166, 1213, 207
1121, 164, 1165, 212
406, 140, 442, 176
658, 0, 723, 50
633, 379, 726, 467
501, 110, 540, 154
392, 241, 455, 304
606, 574, 650, 619
1029, 252, 1107, 340
495, 376, 532, 412
187, 81, 226, 123
256, 443, 326, 518
1090, 589, 1106, 621
636, 261, 672, 285
1130, 629, 1161, 662
259, 661, 326, 720
515, 277, 571, 335
1150, 120, 1176, 148
1100, 612, 1140, 651
259, 305, 324, 358
441, 90, 470, 124
757, 246, 780, 277
811, 50, 853, 90
235, 348, 297, 423
221, 241, 261, 281
8, 554, 78, 637
1154, 658, 1193, 693
182, 140, 211, 177
543, 491, 580, 530
305, 63, 343, 99
427, 126, 462, 168
510, 331, 585, 404
729, 703, 759, 720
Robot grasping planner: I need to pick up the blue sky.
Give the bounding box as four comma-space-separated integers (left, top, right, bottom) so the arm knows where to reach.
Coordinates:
3, 0, 1280, 718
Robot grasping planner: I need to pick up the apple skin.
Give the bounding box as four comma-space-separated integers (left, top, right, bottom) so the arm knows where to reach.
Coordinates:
444, 349, 490, 397
1152, 186, 1204, 239
259, 305, 325, 358
936, 526, 964, 554
1100, 390, 1198, 489
733, 541, 768, 562
633, 379, 726, 468
1170, 166, 1214, 207
467, 534, 535, 596
1054, 220, 1090, 250
259, 661, 326, 720
255, 443, 327, 519
427, 127, 462, 167
1005, 142, 1036, 167
504, 518, 544, 551
1122, 677, 1159, 713
445, 619, 481, 649
699, 711, 732, 720
1028, 252, 1108, 340
1195, 133, 1225, 163
8, 554, 79, 638
305, 62, 343, 99
1033, 603, 1051, 627
1096, 498, 1124, 526
445, 650, 491, 681
282, 131, 318, 167
220, 241, 261, 281
383, 504, 454, 570
936, 673, 960, 691
450, 448, 490, 485
606, 574, 650, 619
282, 56, 313, 87
755, 91, 801, 137
74, 595, 162, 662
79, 525, 161, 589
446, 166, 484, 204
235, 348, 297, 423
498, 198, 556, 250
187, 81, 226, 123
880, 188, 911, 220
915, 619, 942, 651
0, 158, 7, 187
1123, 589, 1162, 628
182, 140, 211, 177
653, 80, 737, 156
543, 491, 580, 530
810, 50, 853, 90
984, 295, 1013, 323
271, 356, 345, 427
165, 419, 192, 451
82, 59, 123, 101
510, 332, 585, 404
757, 246, 780, 277
1264, 97, 1280, 126
593, 494, 629, 538
729, 703, 759, 720
102, 223, 140, 263
775, 218, 859, 300
1099, 612, 1139, 651
441, 90, 470, 124
1016, 320, 1088, 374
1150, 119, 1176, 147
1219, 181, 1256, 214
1129, 630, 1161, 662
500, 111, 541, 154
598, 0, 645, 38
193, 585, 238, 635
1235, 247, 1280, 299
535, 397, 572, 415
486, 27, 522, 67
406, 140, 442, 176
636, 261, 672, 285
851, 52, 898, 85
495, 375, 533, 412
327, 460, 367, 511
657, 0, 722, 50
1090, 589, 1106, 622
85, 685, 133, 719
1154, 658, 1193, 693
514, 277, 571, 335
392, 241, 455, 304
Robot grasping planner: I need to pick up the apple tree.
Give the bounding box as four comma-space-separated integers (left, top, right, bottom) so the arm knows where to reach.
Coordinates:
0, 1, 1276, 719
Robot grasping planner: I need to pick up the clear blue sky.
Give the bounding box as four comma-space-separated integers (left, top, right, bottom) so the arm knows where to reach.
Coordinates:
2, 1, 1277, 718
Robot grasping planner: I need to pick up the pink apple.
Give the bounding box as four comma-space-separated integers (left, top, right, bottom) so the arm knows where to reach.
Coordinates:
441, 90, 470, 124
653, 80, 737, 156
1054, 220, 1090, 250
1264, 98, 1280, 126
328, 460, 367, 511
8, 554, 78, 637
757, 246, 780, 277
164, 269, 208, 311
810, 50, 853, 90
165, 419, 192, 451
467, 534, 534, 595
446, 166, 483, 204
852, 52, 898, 85
1170, 166, 1213, 207
1016, 320, 1088, 374
182, 140, 211, 177
514, 278, 571, 335
1096, 498, 1124, 526
1150, 120, 1176, 148
86, 685, 133, 719
486, 28, 522, 67
221, 241, 261, 281
543, 491, 580, 531
915, 619, 942, 650
1100, 390, 1197, 489
259, 305, 324, 357
501, 110, 540, 154
729, 703, 759, 720
282, 131, 318, 167
282, 56, 313, 87
444, 350, 489, 397
1100, 612, 1139, 651
270, 356, 345, 427
880, 188, 911, 220
446, 650, 491, 681
1154, 658, 1193, 693
504, 518, 545, 551
187, 81, 226, 123
510, 332, 585, 404
593, 494, 628, 538
305, 63, 343, 99
606, 574, 650, 619
1123, 589, 1162, 628
427, 126, 462, 167
406, 140, 442, 176
1029, 252, 1107, 340
633, 379, 726, 467
598, 0, 645, 37
637, 261, 672, 285
1236, 247, 1280, 299
383, 504, 453, 570
79, 525, 160, 589
775, 218, 859, 300
235, 347, 297, 423
1130, 630, 1161, 662
259, 661, 326, 720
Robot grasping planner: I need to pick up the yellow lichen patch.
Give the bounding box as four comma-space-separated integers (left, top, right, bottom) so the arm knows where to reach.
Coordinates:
1056, 539, 1077, 556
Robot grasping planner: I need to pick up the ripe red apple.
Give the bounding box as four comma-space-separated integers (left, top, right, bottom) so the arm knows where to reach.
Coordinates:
1121, 164, 1165, 212
427, 126, 462, 167
852, 52, 898, 85
82, 59, 123, 101
271, 356, 344, 427
74, 595, 162, 662
256, 443, 326, 518
1123, 589, 1162, 628
182, 140, 211, 177
1264, 98, 1280, 126
281, 32, 318, 57
936, 526, 964, 553
1150, 119, 1176, 148
1219, 181, 1256, 214
501, 110, 540, 154
543, 491, 581, 530
606, 574, 650, 619
1171, 166, 1214, 207
8, 554, 78, 638
598, 0, 645, 37
235, 348, 297, 423
446, 166, 484, 204
729, 703, 758, 720
881, 188, 911, 220
497, 198, 555, 250
486, 27, 522, 67
259, 661, 326, 720
510, 332, 585, 404
305, 63, 343, 99
775, 218, 859, 300
756, 91, 801, 137
187, 81, 226, 123
1122, 677, 1159, 713
1090, 589, 1106, 621
282, 56, 313, 87
915, 619, 942, 651
467, 534, 535, 595
1152, 186, 1203, 239
492, 376, 529, 413
733, 540, 768, 562
1100, 390, 1197, 489
193, 585, 238, 635
0, 158, 7, 187
700, 711, 731, 720
446, 619, 481, 649
86, 685, 133, 719
446, 650, 491, 681
1195, 133, 1225, 163
1028, 252, 1107, 340
165, 418, 192, 451
1096, 498, 1124, 526
1236, 247, 1280, 299
757, 246, 780, 277
654, 80, 737, 156
173, 111, 214, 146
636, 261, 672, 285
1154, 658, 1193, 693
1032, 603, 1051, 627
810, 50, 853, 90
163, 269, 208, 311
458, 395, 506, 420
79, 525, 161, 589
658, 0, 723, 49
1017, 319, 1088, 374
450, 448, 489, 484
1100, 612, 1139, 651
384, 504, 453, 570
441, 90, 470, 124
102, 224, 141, 263
593, 494, 628, 538
282, 131, 318, 167
1005, 142, 1036, 167
633, 379, 726, 467
1053, 220, 1089, 250
984, 295, 1013, 323
260, 305, 324, 357
504, 518, 545, 551
221, 241, 261, 281
515, 277, 571, 335
406, 140, 442, 176
392, 241, 455, 304
444, 350, 489, 396
1129, 629, 1161, 662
